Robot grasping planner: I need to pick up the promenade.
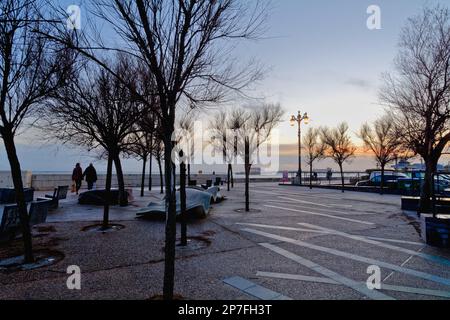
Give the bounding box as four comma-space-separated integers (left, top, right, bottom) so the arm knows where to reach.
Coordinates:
1, 183, 450, 300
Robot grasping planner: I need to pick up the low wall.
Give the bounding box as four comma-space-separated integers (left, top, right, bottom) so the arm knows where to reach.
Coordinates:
29, 173, 281, 191
0, 171, 32, 188
31, 173, 168, 191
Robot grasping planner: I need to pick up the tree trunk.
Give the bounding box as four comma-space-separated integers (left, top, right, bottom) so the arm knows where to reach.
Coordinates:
180, 159, 187, 246
158, 156, 164, 194
227, 164, 232, 192
187, 163, 191, 184
419, 157, 437, 215
103, 154, 113, 230
380, 164, 385, 195
113, 154, 128, 207
245, 138, 251, 212
149, 153, 152, 191
231, 165, 234, 188
163, 130, 176, 300
339, 163, 345, 193
2, 130, 34, 263
141, 156, 147, 197
309, 163, 313, 190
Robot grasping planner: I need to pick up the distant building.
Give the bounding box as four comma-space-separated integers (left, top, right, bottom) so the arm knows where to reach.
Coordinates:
392, 159, 445, 171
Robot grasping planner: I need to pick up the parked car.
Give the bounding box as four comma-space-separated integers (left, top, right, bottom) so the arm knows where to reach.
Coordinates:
398, 172, 450, 195
356, 172, 409, 188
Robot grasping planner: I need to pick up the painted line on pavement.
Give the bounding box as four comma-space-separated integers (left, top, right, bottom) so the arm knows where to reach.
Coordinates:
236, 222, 423, 246
259, 243, 395, 300
265, 205, 374, 226
278, 196, 356, 209
297, 223, 450, 267
223, 276, 292, 300
264, 200, 374, 216
236, 223, 326, 234
257, 272, 450, 299
257, 271, 337, 285
242, 228, 450, 287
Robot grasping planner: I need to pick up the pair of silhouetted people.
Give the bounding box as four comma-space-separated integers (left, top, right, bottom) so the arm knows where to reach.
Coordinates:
72, 163, 98, 194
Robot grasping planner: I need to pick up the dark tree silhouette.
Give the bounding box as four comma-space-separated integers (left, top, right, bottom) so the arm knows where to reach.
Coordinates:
44, 57, 148, 228
232, 104, 284, 211
321, 123, 356, 193
88, 0, 266, 299
128, 129, 153, 197
43, 0, 267, 300
0, 0, 75, 263
209, 111, 234, 191
303, 128, 326, 190
381, 6, 450, 214
359, 115, 403, 195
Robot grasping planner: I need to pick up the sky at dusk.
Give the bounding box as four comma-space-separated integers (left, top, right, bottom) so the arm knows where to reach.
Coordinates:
1, 0, 448, 173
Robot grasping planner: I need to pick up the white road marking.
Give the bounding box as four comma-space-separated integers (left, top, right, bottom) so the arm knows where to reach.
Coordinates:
265, 205, 374, 226
258, 272, 450, 299
277, 196, 333, 208
255, 189, 345, 201
384, 247, 426, 282
264, 200, 374, 216
260, 243, 395, 300
297, 223, 450, 267
236, 223, 326, 234
242, 228, 450, 287
257, 271, 338, 285
236, 222, 424, 246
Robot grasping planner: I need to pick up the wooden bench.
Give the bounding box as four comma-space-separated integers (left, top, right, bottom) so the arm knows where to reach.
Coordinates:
38, 186, 69, 210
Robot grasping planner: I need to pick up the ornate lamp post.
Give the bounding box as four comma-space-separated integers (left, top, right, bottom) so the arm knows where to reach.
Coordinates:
290, 111, 310, 185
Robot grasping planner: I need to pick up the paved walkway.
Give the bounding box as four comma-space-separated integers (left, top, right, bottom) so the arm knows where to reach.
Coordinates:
1, 183, 449, 300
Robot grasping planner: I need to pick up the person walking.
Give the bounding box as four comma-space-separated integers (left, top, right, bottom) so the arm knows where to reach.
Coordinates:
72, 163, 83, 195
83, 163, 98, 191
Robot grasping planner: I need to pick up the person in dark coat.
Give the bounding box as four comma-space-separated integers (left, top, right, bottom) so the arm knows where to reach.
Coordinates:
83, 163, 98, 191
72, 163, 83, 195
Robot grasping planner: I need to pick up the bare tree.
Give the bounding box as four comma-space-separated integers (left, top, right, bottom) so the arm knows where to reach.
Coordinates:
321, 123, 356, 192
209, 110, 234, 191
152, 134, 165, 195
82, 0, 267, 299
44, 58, 147, 229
128, 100, 160, 197
233, 104, 284, 211
303, 128, 325, 189
359, 115, 403, 194
128, 129, 153, 197
381, 6, 450, 213
0, 0, 74, 263
177, 112, 196, 184
42, 0, 266, 299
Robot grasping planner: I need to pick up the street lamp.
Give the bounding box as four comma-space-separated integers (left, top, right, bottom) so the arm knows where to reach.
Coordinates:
290, 111, 310, 185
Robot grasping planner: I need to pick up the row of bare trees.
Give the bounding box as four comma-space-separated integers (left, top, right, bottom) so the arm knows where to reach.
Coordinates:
209, 104, 284, 210
302, 123, 356, 192
1, 0, 268, 300
305, 5, 450, 206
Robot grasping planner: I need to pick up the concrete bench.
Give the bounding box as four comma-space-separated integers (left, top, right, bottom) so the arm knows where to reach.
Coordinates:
29, 200, 51, 226
37, 186, 69, 210
0, 205, 21, 243
0, 188, 34, 204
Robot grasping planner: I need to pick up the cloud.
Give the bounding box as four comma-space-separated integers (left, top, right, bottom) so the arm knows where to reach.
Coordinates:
345, 77, 372, 89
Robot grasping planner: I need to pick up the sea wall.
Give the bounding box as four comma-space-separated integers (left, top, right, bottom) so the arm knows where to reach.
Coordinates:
28, 173, 279, 191
0, 171, 33, 188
